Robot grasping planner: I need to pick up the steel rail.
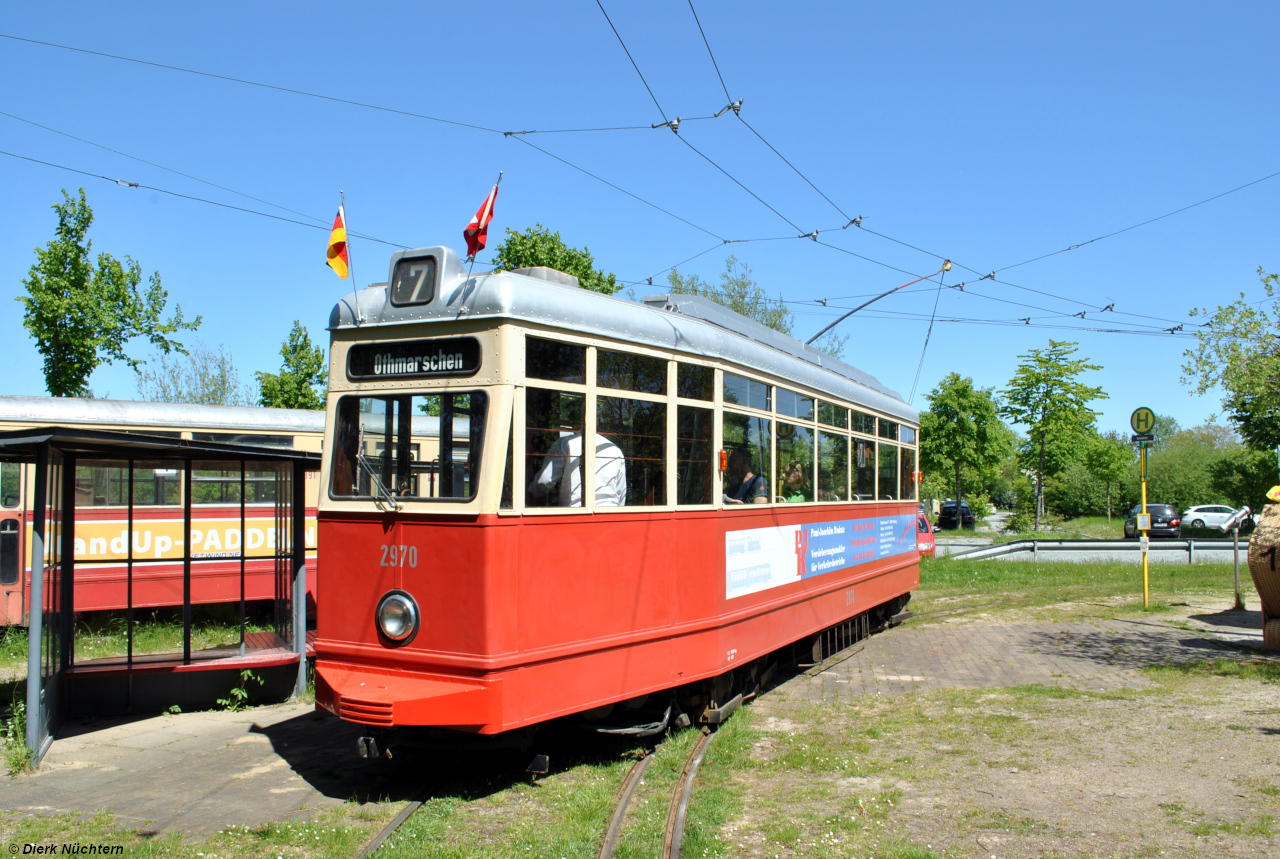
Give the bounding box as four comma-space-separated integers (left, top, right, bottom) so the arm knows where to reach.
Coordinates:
597, 749, 658, 859
661, 729, 716, 859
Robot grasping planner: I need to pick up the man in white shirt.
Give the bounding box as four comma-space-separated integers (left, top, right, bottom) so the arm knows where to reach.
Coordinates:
528, 432, 627, 507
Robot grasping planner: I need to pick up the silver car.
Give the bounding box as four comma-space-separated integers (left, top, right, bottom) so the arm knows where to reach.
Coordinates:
1182, 504, 1249, 530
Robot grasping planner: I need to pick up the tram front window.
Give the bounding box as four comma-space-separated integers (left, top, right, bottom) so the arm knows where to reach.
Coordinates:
331, 391, 487, 501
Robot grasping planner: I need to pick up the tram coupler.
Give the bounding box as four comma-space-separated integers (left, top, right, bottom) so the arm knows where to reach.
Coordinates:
357, 734, 392, 759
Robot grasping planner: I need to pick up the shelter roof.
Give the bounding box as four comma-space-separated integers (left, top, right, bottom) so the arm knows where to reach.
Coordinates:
0, 426, 322, 467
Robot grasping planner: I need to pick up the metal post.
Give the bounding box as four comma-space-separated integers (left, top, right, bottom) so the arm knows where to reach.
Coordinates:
25, 444, 48, 757
1140, 445, 1149, 608
1233, 526, 1244, 611
127, 460, 134, 669
1187, 539, 1194, 566
292, 461, 307, 699
239, 461, 246, 658
182, 460, 192, 664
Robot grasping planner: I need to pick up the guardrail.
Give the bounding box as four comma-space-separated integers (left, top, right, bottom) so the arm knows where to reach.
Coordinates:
948, 538, 1240, 562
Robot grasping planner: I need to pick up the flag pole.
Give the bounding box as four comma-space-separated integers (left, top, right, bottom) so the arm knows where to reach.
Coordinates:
465, 171, 503, 283
342, 190, 363, 326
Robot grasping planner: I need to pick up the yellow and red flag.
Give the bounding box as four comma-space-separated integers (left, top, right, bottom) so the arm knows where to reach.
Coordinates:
463, 184, 499, 258
326, 206, 349, 279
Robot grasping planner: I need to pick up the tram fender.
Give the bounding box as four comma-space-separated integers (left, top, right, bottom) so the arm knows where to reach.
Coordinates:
316, 663, 501, 729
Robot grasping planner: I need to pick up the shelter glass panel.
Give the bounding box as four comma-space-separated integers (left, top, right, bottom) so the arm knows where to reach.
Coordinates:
191, 466, 281, 505
1, 462, 18, 508
527, 336, 586, 385
818, 401, 848, 429
878, 420, 899, 441
722, 413, 772, 505
853, 438, 876, 500
900, 447, 917, 501
676, 405, 714, 505
776, 389, 815, 421
73, 464, 180, 507
878, 443, 899, 500
597, 350, 667, 395
817, 431, 848, 502
597, 396, 666, 506
723, 373, 770, 411
775, 423, 814, 503
850, 410, 876, 436
900, 426, 917, 445
677, 363, 714, 401
525, 388, 585, 508
331, 392, 487, 501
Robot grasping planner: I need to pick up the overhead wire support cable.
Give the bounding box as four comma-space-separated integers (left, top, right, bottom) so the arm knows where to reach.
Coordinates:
994, 168, 1280, 273
0, 33, 504, 134
0, 149, 411, 247
909, 268, 947, 404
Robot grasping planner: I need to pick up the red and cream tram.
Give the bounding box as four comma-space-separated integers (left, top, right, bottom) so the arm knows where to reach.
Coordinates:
314, 248, 921, 735
0, 396, 323, 625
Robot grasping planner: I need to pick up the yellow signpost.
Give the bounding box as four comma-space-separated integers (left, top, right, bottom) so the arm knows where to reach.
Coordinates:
1131, 407, 1155, 608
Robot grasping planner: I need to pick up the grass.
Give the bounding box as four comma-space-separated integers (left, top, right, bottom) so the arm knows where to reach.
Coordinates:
0, 803, 399, 858
1144, 657, 1280, 685
912, 555, 1242, 621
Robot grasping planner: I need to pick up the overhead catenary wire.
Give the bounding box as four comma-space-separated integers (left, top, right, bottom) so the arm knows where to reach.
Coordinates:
0, 149, 411, 247
908, 268, 947, 404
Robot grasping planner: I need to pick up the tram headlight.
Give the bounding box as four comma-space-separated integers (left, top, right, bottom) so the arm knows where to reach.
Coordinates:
375, 591, 419, 643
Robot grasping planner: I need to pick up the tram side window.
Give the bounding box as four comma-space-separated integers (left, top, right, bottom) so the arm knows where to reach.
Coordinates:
722, 413, 771, 505
1, 462, 18, 508
74, 463, 180, 506
331, 392, 487, 501
878, 420, 899, 441
676, 405, 714, 505
878, 443, 899, 500
818, 401, 848, 429
817, 431, 848, 501
850, 410, 876, 436
527, 336, 586, 384
900, 447, 917, 501
192, 432, 294, 449
597, 396, 666, 506
598, 350, 667, 395
900, 426, 917, 445
500, 412, 514, 510
853, 439, 875, 500
192, 466, 282, 504
723, 373, 770, 411
525, 388, 586, 508
776, 389, 814, 421
775, 422, 814, 503
677, 363, 714, 401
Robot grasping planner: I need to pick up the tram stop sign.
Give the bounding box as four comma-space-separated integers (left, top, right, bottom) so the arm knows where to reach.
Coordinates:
1130, 407, 1156, 435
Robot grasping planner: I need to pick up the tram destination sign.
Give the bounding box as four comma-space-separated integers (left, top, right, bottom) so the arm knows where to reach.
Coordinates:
348, 337, 481, 380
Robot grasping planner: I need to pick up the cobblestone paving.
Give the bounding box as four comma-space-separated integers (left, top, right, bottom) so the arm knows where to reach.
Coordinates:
790, 618, 1249, 702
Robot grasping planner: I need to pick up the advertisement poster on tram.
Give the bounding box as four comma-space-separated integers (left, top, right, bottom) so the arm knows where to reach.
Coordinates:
23, 517, 317, 568
725, 514, 917, 600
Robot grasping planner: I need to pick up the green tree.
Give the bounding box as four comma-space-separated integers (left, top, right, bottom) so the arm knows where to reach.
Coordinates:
18, 188, 199, 397
1084, 430, 1132, 521
256, 322, 326, 410
136, 341, 256, 406
919, 373, 1009, 526
668, 255, 848, 358
1211, 445, 1278, 513
492, 224, 620, 294
1001, 340, 1107, 530
1183, 267, 1280, 450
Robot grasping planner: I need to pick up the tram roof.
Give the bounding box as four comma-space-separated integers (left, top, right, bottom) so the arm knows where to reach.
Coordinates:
0, 396, 325, 434
330, 246, 919, 425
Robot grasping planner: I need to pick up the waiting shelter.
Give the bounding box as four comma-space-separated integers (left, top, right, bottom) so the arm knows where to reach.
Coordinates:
0, 426, 320, 766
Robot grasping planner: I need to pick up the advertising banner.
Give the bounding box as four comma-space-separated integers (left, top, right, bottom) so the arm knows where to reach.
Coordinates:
725, 514, 917, 600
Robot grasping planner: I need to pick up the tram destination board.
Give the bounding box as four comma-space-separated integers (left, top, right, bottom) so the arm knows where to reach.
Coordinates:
348, 337, 481, 380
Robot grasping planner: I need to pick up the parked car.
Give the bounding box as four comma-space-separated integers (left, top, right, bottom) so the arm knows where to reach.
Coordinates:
1123, 504, 1181, 539
917, 513, 936, 558
937, 501, 975, 530
1182, 505, 1252, 531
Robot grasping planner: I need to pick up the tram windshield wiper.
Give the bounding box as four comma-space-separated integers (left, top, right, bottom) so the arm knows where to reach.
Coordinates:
357, 424, 400, 511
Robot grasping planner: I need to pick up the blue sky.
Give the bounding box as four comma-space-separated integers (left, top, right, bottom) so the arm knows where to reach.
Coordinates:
2, 1, 1276, 436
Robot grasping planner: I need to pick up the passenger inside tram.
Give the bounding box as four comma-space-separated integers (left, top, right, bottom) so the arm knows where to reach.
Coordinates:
723, 448, 768, 505
779, 461, 811, 503
527, 430, 627, 507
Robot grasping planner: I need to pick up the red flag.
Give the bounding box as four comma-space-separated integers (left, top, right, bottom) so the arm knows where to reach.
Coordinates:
463, 184, 499, 258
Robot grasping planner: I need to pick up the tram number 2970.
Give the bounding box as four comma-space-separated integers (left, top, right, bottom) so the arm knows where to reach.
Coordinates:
379, 544, 418, 568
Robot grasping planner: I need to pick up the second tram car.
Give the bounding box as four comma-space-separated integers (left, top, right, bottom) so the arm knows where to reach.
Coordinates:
0, 396, 323, 625
314, 247, 921, 736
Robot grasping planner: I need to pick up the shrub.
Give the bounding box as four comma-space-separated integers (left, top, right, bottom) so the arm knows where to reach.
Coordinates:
1006, 511, 1035, 533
